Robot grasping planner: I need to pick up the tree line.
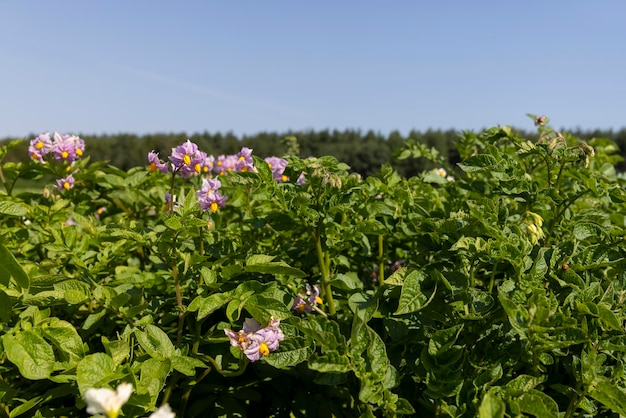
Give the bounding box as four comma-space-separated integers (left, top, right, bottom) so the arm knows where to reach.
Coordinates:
3, 127, 626, 177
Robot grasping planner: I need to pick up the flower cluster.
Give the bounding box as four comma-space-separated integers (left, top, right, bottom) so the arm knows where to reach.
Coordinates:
29, 132, 85, 163
292, 284, 323, 314
84, 383, 175, 418
148, 142, 258, 178
28, 132, 85, 191
148, 139, 303, 213
224, 317, 284, 362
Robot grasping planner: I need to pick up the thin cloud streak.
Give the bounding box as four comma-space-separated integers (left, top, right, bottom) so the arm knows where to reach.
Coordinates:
110, 63, 314, 121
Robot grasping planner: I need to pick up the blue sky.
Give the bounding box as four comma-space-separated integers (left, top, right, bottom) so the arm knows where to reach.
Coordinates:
1, 1, 625, 139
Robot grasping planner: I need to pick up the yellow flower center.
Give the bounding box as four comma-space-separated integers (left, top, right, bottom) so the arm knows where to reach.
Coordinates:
75, 148, 83, 156
61, 150, 69, 159
315, 297, 323, 305
149, 163, 157, 172
259, 342, 270, 356
183, 154, 191, 165
281, 175, 289, 182
194, 163, 201, 173
210, 202, 219, 213
238, 156, 245, 161
241, 167, 248, 172
63, 181, 71, 190
35, 141, 45, 149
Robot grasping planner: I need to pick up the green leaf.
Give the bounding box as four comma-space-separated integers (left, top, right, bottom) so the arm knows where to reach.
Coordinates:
102, 173, 125, 188
76, 353, 117, 395
244, 260, 307, 278
308, 352, 352, 373
517, 389, 559, 417
348, 291, 378, 322
138, 358, 171, 409
479, 391, 506, 418
573, 222, 603, 241
264, 337, 313, 368
2, 329, 55, 380
590, 377, 626, 415
135, 324, 175, 360
332, 272, 364, 291
597, 304, 623, 332
297, 316, 347, 353
54, 280, 91, 305
0, 243, 29, 290
0, 200, 29, 217
394, 270, 436, 315
244, 295, 291, 322
504, 374, 544, 396
171, 355, 206, 376
40, 318, 85, 363
458, 154, 499, 172
102, 337, 130, 366
188, 292, 231, 320
22, 290, 66, 306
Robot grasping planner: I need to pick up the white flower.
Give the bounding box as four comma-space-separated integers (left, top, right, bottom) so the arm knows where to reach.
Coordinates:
149, 404, 176, 418
84, 382, 133, 418
436, 168, 447, 177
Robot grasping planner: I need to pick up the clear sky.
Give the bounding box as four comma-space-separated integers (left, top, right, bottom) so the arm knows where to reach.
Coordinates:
1, 1, 625, 139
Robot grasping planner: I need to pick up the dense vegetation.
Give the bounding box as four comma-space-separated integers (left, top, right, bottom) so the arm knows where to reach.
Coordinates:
3, 126, 626, 178
2, 116, 626, 417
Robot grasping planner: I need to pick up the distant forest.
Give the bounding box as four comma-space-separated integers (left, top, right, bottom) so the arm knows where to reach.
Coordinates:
3, 127, 626, 177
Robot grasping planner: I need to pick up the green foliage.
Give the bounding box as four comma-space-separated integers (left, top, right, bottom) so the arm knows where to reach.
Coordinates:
1, 118, 626, 417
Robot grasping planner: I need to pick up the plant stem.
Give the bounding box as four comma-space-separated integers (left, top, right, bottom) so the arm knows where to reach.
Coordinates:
172, 263, 184, 347
170, 235, 184, 346
314, 228, 336, 316
378, 234, 385, 286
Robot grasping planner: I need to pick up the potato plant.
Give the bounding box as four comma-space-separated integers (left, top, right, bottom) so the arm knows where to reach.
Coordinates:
1, 116, 626, 417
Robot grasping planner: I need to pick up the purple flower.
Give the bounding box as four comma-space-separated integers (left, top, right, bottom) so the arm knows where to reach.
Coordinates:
148, 151, 169, 173
29, 132, 52, 162
214, 154, 238, 175
265, 157, 289, 182
224, 317, 284, 362
191, 151, 209, 175
243, 318, 262, 333
52, 132, 78, 162
169, 140, 200, 177
56, 175, 75, 191
196, 178, 226, 212
69, 135, 85, 158
292, 284, 322, 314
236, 147, 256, 173
296, 172, 307, 185
243, 329, 278, 362
202, 154, 215, 174
95, 206, 107, 220
224, 328, 252, 350
534, 115, 547, 126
